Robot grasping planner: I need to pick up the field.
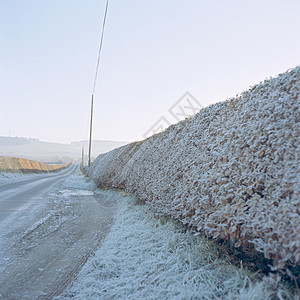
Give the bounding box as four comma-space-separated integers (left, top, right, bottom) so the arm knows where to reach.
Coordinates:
0, 156, 71, 173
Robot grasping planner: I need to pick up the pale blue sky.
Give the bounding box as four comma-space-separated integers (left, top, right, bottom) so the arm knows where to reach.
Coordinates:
1, 0, 299, 143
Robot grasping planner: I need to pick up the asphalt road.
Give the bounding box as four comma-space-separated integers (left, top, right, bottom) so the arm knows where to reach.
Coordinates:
0, 171, 120, 299
0, 165, 77, 223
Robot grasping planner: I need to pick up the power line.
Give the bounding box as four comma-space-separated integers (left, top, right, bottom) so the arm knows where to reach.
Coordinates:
92, 0, 109, 95
88, 0, 109, 168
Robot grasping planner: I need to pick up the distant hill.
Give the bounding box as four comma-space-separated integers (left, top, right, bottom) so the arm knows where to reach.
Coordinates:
0, 136, 32, 146
0, 137, 127, 163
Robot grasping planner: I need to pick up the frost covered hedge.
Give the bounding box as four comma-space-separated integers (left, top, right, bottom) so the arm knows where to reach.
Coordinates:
88, 66, 300, 270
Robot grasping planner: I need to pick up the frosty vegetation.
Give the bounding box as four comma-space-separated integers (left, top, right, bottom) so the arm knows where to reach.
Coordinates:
60, 194, 289, 300
87, 66, 300, 273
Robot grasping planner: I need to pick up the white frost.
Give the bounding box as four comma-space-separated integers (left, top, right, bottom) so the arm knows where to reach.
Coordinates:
0, 172, 45, 185
59, 193, 287, 300
87, 66, 300, 269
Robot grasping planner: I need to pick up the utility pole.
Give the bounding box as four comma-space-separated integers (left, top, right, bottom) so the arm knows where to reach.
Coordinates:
88, 95, 94, 167
87, 0, 108, 168
82, 147, 84, 165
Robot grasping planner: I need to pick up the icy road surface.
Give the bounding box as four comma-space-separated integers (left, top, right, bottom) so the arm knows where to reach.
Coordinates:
0, 172, 120, 299
0, 165, 77, 222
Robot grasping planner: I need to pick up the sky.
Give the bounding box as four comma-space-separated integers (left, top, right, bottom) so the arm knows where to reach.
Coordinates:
0, 0, 299, 144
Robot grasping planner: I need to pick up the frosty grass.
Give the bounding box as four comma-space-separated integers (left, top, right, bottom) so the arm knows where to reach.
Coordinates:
59, 191, 292, 300
0, 172, 44, 185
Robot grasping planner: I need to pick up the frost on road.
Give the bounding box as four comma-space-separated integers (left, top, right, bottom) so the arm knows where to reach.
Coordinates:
0, 173, 119, 299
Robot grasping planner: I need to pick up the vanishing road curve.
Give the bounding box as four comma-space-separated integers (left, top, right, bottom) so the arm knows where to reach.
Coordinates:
0, 164, 77, 223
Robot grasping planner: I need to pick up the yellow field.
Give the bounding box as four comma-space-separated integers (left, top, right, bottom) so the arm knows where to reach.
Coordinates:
0, 156, 71, 173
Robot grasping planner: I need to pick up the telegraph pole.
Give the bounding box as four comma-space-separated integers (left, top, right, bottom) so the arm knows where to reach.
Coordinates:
87, 0, 109, 168
82, 147, 84, 165
88, 95, 94, 167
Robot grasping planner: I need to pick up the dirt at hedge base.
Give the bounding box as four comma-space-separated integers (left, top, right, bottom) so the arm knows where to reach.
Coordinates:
87, 66, 300, 277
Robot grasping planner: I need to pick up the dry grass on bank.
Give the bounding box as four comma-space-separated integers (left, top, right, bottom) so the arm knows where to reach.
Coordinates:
0, 156, 71, 173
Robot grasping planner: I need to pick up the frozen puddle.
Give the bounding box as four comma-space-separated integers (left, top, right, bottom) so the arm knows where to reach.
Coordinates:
58, 195, 291, 300
60, 189, 94, 196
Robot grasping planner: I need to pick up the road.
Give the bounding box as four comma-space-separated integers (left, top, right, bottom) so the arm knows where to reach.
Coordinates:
0, 169, 120, 299
0, 165, 77, 222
